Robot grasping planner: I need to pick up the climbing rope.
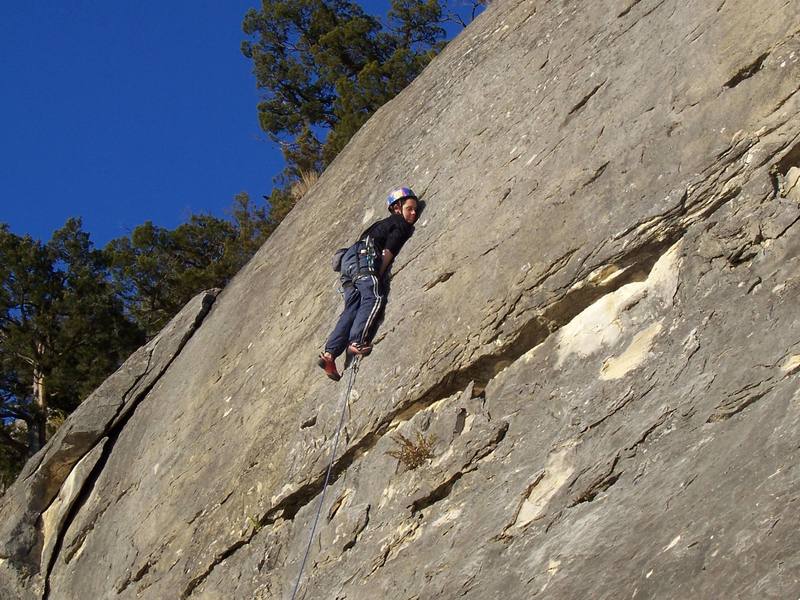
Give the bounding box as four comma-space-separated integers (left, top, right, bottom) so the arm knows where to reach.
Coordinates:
290, 356, 360, 600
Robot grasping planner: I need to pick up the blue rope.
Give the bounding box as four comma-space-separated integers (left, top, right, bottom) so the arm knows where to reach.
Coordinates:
290, 357, 360, 600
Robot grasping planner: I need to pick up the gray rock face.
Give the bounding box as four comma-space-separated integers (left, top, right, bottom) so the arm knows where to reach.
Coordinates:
0, 290, 219, 599
2, 0, 800, 598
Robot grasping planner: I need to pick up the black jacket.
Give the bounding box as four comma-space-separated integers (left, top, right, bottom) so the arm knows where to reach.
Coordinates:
359, 213, 415, 257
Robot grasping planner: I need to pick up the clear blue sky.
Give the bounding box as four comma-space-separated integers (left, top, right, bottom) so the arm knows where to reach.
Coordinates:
0, 0, 430, 247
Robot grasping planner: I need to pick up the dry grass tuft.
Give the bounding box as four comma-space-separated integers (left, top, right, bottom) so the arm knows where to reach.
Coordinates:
290, 169, 320, 201
385, 431, 437, 470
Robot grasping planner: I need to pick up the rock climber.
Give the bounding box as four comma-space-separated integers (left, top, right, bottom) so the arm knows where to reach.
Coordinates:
318, 187, 419, 381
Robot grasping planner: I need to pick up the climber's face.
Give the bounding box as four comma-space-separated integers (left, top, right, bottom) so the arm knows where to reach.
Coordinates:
398, 198, 418, 224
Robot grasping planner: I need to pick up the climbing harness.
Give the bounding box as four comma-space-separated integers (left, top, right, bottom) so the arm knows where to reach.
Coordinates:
336, 238, 379, 294
332, 235, 377, 276
290, 356, 361, 600
352, 236, 378, 279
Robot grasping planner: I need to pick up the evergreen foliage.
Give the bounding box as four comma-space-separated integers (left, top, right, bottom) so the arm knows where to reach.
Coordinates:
0, 220, 144, 487
0, 194, 273, 486
105, 193, 273, 337
241, 0, 457, 215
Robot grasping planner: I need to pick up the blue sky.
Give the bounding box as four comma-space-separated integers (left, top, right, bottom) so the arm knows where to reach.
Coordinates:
1, 2, 275, 246
1, 0, 457, 247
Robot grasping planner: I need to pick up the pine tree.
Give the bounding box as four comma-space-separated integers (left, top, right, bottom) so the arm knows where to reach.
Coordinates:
0, 220, 144, 485
105, 195, 274, 337
241, 0, 449, 182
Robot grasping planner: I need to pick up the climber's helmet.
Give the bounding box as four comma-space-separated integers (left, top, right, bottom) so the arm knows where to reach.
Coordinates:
386, 187, 418, 212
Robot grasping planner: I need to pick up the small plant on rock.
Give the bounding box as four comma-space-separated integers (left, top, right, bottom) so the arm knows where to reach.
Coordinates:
386, 431, 437, 470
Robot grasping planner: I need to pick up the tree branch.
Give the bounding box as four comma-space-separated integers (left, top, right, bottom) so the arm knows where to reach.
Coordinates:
14, 352, 36, 367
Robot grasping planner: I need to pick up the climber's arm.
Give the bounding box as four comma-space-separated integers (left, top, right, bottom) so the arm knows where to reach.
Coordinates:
378, 249, 394, 278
